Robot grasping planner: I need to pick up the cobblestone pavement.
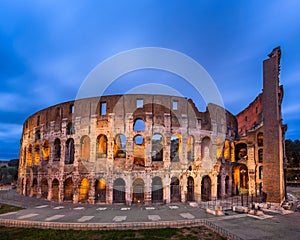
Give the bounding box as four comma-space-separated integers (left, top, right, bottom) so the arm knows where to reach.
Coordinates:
1, 189, 300, 240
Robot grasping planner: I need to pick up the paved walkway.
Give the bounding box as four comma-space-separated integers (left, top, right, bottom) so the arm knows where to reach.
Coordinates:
1, 190, 300, 240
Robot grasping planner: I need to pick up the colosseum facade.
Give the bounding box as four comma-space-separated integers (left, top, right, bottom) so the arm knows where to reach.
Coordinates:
17, 47, 287, 204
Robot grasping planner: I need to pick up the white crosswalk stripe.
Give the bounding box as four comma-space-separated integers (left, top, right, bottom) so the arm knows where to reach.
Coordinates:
78, 216, 94, 222
45, 214, 65, 221
180, 212, 195, 219
113, 216, 127, 222
120, 207, 130, 211
74, 207, 85, 210
17, 213, 39, 219
96, 207, 107, 211
53, 206, 64, 210
145, 207, 155, 210
148, 215, 161, 221
169, 205, 179, 209
35, 205, 48, 209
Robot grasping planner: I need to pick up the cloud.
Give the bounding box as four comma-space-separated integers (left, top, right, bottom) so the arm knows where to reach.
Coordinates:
0, 123, 23, 140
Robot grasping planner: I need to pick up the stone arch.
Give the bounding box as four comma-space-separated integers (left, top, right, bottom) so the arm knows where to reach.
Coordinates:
41, 178, 48, 199
170, 133, 182, 162
80, 135, 90, 161
22, 147, 27, 166
235, 143, 247, 161
233, 164, 249, 195
95, 178, 106, 203
25, 178, 30, 196
113, 178, 126, 203
34, 142, 40, 165
133, 118, 145, 132
65, 138, 75, 164
114, 134, 126, 158
187, 135, 194, 162
201, 175, 211, 201
133, 134, 145, 166
52, 178, 59, 201
151, 133, 163, 161
132, 178, 145, 204
53, 138, 61, 161
42, 140, 50, 161
187, 176, 194, 201
96, 134, 108, 158
27, 144, 32, 166
78, 178, 89, 202
64, 177, 74, 201
66, 122, 75, 135
152, 176, 163, 203
259, 166, 263, 179
258, 149, 263, 163
170, 177, 181, 202
257, 132, 263, 146
201, 137, 211, 160
224, 140, 230, 160
32, 178, 38, 197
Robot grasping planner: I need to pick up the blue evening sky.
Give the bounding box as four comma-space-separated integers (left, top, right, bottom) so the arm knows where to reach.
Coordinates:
0, 0, 300, 160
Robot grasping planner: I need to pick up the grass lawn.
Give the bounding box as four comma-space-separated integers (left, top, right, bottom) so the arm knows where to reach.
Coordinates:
0, 226, 227, 240
0, 204, 23, 214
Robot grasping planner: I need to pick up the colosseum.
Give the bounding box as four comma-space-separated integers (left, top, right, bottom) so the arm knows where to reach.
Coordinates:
17, 47, 287, 204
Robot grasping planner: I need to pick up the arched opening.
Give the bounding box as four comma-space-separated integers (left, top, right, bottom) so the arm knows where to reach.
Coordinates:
187, 176, 194, 201
133, 135, 145, 167
170, 177, 181, 202
25, 178, 30, 196
96, 134, 108, 158
152, 177, 163, 203
21, 178, 24, 195
235, 143, 247, 161
64, 177, 74, 201
27, 145, 32, 166
201, 137, 211, 160
133, 118, 145, 132
78, 178, 89, 202
53, 138, 61, 161
225, 176, 230, 195
52, 179, 59, 201
114, 134, 126, 158
187, 135, 194, 162
95, 178, 106, 203
132, 178, 144, 204
170, 133, 181, 162
32, 178, 38, 197
258, 149, 263, 163
22, 147, 26, 166
151, 134, 163, 161
66, 122, 75, 135
201, 175, 211, 201
259, 166, 263, 179
80, 136, 90, 161
42, 140, 50, 161
217, 175, 221, 199
113, 178, 126, 203
41, 178, 48, 199
65, 138, 75, 164
34, 142, 40, 165
233, 164, 249, 194
224, 140, 230, 160
257, 132, 263, 146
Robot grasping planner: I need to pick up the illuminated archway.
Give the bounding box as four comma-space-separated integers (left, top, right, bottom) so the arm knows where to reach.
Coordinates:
233, 164, 249, 194
78, 178, 89, 202
132, 178, 144, 204
95, 178, 106, 203
52, 179, 59, 201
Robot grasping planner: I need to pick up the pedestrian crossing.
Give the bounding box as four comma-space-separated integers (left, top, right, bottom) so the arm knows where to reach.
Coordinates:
1, 204, 248, 224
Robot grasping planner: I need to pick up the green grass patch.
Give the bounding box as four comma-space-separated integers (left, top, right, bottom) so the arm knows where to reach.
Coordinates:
0, 204, 23, 214
0, 226, 226, 240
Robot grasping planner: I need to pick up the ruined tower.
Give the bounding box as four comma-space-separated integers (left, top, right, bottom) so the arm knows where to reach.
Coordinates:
262, 47, 286, 203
